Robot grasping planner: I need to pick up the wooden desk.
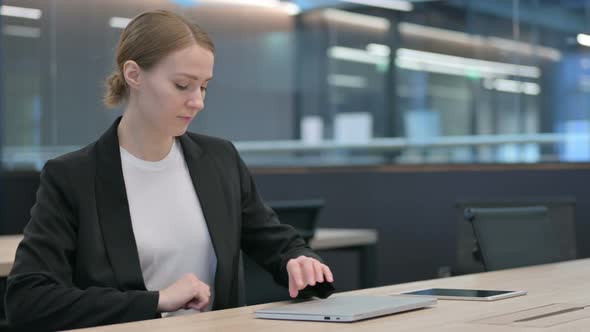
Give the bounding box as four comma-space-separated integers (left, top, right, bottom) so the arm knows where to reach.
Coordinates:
71, 258, 590, 332
0, 229, 377, 278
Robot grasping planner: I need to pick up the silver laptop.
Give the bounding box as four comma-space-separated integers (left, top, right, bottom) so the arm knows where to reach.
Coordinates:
255, 295, 436, 322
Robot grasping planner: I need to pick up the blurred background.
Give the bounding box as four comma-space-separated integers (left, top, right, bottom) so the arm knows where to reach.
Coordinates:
5, 0, 590, 168
2, 0, 590, 300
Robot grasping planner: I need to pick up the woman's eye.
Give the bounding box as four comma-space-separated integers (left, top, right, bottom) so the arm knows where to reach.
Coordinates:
175, 84, 188, 90
201, 86, 208, 93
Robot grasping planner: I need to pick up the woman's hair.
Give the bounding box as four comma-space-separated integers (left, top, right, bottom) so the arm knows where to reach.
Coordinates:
103, 10, 215, 108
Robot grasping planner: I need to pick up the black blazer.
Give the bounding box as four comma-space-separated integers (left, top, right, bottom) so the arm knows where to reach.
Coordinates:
6, 118, 325, 331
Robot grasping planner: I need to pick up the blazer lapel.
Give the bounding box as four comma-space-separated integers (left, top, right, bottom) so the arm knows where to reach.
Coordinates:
178, 134, 233, 310
94, 117, 146, 291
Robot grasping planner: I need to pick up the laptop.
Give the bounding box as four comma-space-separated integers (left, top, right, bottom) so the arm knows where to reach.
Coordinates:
255, 295, 436, 322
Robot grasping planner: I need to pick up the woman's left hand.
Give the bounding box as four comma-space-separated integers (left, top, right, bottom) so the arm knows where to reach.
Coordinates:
286, 256, 334, 298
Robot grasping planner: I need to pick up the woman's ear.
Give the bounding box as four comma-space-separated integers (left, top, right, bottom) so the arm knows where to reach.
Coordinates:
122, 60, 142, 89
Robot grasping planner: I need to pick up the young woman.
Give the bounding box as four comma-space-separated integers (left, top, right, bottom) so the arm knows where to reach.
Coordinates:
5, 10, 333, 331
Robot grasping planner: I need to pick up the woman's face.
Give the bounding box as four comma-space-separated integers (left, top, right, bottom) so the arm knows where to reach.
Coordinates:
135, 43, 214, 137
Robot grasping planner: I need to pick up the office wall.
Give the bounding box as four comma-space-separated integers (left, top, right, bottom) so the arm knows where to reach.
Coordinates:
2, 165, 588, 291
253, 165, 590, 290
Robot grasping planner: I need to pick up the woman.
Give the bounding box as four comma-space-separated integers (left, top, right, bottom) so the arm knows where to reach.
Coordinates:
5, 10, 334, 331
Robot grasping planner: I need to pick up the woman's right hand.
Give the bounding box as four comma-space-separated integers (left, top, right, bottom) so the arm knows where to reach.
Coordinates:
157, 274, 211, 313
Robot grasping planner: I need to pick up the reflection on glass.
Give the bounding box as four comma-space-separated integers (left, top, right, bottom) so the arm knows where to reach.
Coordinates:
3, 0, 590, 168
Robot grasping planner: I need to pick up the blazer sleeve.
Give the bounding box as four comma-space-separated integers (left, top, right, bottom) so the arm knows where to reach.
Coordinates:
5, 160, 159, 331
232, 144, 328, 289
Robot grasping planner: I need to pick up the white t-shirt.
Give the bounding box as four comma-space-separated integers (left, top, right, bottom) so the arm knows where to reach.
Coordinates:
120, 139, 217, 317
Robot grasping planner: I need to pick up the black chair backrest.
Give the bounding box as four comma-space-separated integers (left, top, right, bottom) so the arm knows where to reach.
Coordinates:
0, 170, 40, 234
268, 199, 324, 243
464, 206, 561, 271
454, 198, 576, 275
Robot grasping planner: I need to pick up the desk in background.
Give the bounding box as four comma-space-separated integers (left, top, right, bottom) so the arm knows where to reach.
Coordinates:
0, 229, 378, 279
244, 228, 378, 305
70, 258, 590, 331
0, 235, 21, 277
0, 229, 378, 312
309, 229, 377, 288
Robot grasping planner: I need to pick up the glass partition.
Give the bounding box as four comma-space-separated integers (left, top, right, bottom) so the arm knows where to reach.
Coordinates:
3, 0, 590, 168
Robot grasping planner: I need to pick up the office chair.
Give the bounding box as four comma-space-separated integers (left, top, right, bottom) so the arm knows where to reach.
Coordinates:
266, 199, 324, 243
464, 206, 561, 271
